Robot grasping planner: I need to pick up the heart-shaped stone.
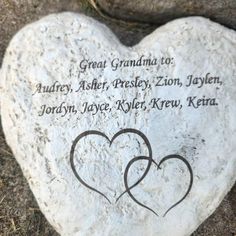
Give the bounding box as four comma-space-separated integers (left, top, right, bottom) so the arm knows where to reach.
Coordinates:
0, 13, 236, 236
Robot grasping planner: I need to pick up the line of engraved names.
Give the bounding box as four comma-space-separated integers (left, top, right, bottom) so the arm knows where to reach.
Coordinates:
32, 72, 223, 96
38, 95, 219, 117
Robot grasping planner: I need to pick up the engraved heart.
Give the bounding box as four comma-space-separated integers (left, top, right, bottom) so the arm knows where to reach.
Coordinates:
124, 155, 193, 217
1, 12, 236, 236
70, 128, 152, 203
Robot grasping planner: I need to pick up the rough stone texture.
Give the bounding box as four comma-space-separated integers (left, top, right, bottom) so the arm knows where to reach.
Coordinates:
1, 13, 236, 236
0, 0, 83, 66
0, 1, 235, 236
97, 0, 236, 29
1, 122, 234, 236
0, 0, 156, 67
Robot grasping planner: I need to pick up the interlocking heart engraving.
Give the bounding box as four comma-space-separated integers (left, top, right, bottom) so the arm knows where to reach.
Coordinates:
70, 128, 193, 217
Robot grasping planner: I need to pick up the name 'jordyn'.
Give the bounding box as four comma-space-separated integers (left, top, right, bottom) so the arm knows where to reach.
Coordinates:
38, 102, 77, 117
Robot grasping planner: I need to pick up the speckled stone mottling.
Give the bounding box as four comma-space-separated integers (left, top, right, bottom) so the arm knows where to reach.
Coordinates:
0, 13, 236, 236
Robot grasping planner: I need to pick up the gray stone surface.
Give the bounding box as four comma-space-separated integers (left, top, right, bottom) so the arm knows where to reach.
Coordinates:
0, 1, 235, 236
0, 0, 155, 67
97, 0, 236, 29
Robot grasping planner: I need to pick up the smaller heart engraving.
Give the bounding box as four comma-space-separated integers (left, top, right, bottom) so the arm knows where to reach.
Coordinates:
124, 155, 193, 217
70, 128, 153, 203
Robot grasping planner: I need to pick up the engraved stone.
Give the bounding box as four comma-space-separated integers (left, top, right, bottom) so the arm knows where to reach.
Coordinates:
0, 13, 236, 236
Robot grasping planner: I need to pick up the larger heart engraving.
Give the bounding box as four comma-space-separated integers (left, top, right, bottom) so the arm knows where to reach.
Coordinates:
70, 128, 153, 203
1, 12, 236, 236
